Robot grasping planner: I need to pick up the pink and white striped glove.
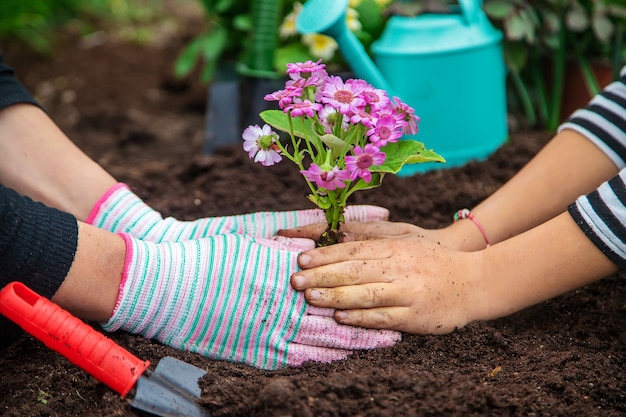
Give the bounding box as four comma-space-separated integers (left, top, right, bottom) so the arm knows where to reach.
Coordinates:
101, 233, 400, 370
87, 183, 388, 242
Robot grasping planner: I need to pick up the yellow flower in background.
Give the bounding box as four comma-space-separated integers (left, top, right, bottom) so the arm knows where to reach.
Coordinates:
279, 2, 302, 38
278, 0, 387, 64
346, 7, 362, 32
281, 2, 362, 39
302, 34, 338, 60
351, 0, 392, 8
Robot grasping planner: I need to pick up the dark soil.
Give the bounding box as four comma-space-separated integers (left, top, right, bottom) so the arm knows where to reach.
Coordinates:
2, 17, 626, 417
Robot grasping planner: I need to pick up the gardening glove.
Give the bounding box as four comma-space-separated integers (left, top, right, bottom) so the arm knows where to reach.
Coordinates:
87, 183, 388, 242
101, 233, 400, 370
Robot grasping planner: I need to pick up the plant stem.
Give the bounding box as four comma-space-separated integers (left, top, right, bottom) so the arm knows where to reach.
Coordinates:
547, 8, 567, 132
319, 202, 344, 246
510, 69, 537, 127
574, 42, 600, 98
529, 52, 549, 127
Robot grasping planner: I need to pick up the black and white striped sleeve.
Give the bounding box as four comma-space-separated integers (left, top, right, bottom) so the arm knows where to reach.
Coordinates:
568, 172, 626, 270
560, 66, 626, 269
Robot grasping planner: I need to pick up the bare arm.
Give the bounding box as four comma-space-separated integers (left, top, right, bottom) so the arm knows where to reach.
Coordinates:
291, 211, 619, 334
0, 104, 116, 220
280, 128, 619, 251
51, 222, 124, 321
456, 129, 619, 250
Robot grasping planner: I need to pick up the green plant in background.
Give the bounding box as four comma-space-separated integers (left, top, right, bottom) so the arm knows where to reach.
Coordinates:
275, 0, 391, 72
104, 0, 168, 45
174, 0, 392, 83
174, 0, 248, 83
0, 0, 167, 53
0, 0, 103, 53
484, 0, 626, 130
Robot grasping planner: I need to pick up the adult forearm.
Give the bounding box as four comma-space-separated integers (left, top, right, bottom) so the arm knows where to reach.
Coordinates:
51, 222, 124, 322
0, 104, 116, 220
474, 211, 619, 322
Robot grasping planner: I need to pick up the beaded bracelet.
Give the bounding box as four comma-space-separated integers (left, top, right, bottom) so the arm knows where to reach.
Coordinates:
453, 208, 491, 248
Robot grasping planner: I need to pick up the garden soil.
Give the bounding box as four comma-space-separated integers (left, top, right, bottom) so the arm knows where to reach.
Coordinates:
1, 20, 626, 417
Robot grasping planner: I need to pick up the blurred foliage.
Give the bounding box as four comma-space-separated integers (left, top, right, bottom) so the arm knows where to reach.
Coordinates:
174, 0, 392, 84
484, 0, 626, 130
0, 0, 164, 53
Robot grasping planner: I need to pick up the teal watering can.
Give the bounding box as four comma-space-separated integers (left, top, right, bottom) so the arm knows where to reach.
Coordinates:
297, 0, 508, 175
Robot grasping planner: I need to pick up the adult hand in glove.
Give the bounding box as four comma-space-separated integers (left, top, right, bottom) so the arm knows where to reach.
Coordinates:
88, 183, 389, 242
102, 232, 401, 369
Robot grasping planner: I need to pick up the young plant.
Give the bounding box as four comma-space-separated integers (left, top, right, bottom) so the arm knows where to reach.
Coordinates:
242, 60, 444, 246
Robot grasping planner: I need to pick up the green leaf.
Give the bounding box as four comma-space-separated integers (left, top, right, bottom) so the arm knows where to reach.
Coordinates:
354, 0, 384, 38
566, 6, 589, 32
274, 43, 313, 73
215, 0, 238, 13
233, 14, 251, 31
199, 27, 228, 60
591, 14, 614, 44
174, 27, 229, 81
506, 14, 532, 41
349, 173, 383, 193
174, 38, 202, 78
260, 109, 316, 141
320, 134, 350, 159
371, 140, 445, 174
484, 1, 514, 19
308, 194, 332, 209
504, 42, 529, 73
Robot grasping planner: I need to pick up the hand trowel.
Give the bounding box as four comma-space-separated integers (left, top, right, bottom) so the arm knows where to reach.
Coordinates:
0, 281, 211, 417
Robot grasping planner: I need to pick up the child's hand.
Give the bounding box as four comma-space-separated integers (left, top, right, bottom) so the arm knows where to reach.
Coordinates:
291, 237, 483, 334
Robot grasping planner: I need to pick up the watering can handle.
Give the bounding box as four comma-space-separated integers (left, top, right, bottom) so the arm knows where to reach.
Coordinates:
296, 0, 395, 96
0, 281, 150, 397
459, 0, 482, 25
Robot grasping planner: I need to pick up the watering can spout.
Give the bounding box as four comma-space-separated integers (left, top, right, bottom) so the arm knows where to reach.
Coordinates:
297, 0, 508, 176
296, 0, 395, 95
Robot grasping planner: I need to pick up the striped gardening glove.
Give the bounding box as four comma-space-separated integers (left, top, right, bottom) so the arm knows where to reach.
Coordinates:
101, 233, 400, 370
87, 183, 388, 242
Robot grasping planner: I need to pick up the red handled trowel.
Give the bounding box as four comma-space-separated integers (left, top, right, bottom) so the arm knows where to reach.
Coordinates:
0, 281, 212, 417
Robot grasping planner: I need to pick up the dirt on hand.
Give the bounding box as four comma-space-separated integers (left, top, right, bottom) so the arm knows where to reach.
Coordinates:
1, 25, 625, 417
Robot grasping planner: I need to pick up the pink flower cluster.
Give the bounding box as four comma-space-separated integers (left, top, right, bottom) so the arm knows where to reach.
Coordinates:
243, 59, 419, 190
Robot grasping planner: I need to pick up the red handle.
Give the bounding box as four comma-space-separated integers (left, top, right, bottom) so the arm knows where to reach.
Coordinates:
0, 281, 150, 397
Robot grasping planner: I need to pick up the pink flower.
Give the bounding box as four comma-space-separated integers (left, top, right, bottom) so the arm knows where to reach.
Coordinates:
285, 60, 328, 86
361, 86, 390, 112
320, 76, 366, 116
300, 163, 350, 190
349, 107, 375, 128
284, 99, 323, 117
319, 105, 348, 133
367, 114, 403, 146
393, 96, 420, 135
264, 87, 303, 109
242, 124, 282, 166
345, 144, 385, 182
286, 76, 321, 89
286, 59, 326, 76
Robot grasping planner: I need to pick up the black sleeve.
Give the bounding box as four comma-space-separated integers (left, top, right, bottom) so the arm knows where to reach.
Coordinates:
0, 53, 41, 111
0, 185, 78, 349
